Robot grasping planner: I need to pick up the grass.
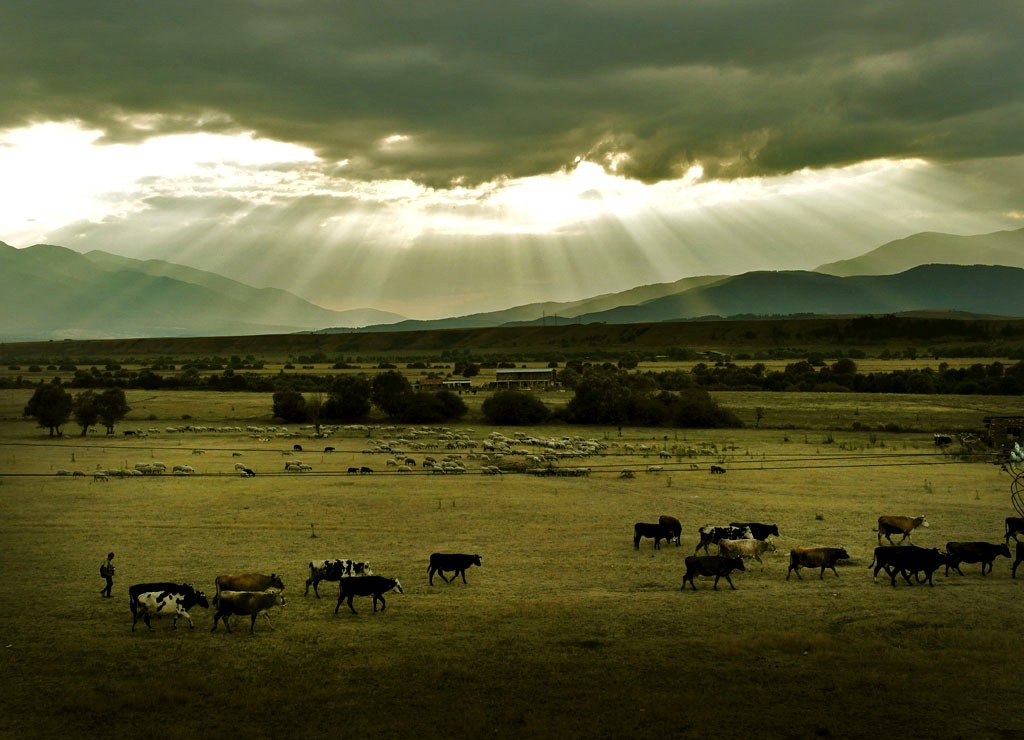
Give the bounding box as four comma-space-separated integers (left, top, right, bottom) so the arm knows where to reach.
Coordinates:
1, 390, 1023, 739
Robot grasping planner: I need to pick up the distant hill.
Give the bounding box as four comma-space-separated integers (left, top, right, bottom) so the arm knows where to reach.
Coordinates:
567, 265, 1024, 324
0, 243, 405, 340
342, 263, 1024, 331
815, 227, 1024, 276
330, 275, 728, 333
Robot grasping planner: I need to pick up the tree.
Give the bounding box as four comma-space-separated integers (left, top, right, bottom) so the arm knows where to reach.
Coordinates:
24, 381, 73, 436
73, 390, 100, 436
397, 390, 468, 423
96, 388, 131, 435
482, 390, 550, 425
306, 392, 325, 435
371, 370, 412, 417
566, 368, 632, 424
324, 375, 372, 421
272, 387, 307, 422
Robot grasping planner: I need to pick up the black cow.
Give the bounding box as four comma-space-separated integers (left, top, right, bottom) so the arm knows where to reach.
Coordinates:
945, 541, 1011, 576
710, 465, 726, 474
360, 466, 373, 474
128, 583, 210, 631
658, 515, 682, 546
334, 576, 404, 614
293, 444, 303, 452
694, 525, 752, 554
1004, 517, 1024, 544
634, 522, 674, 550
681, 556, 746, 590
870, 546, 947, 587
729, 522, 780, 541
427, 553, 481, 585
1013, 542, 1024, 578
304, 559, 373, 598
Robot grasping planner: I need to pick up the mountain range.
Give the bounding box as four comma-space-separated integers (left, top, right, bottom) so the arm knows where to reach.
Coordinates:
1, 227, 1021, 340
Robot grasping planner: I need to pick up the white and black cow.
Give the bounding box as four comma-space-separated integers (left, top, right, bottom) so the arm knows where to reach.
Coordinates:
427, 553, 481, 585
694, 525, 752, 554
211, 588, 286, 633
728, 522, 780, 541
334, 576, 404, 615
129, 582, 210, 631
304, 559, 373, 598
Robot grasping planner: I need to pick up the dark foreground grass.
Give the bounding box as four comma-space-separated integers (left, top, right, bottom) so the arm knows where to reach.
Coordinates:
2, 430, 1024, 739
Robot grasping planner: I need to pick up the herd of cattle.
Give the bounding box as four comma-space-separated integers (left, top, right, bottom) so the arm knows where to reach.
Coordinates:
126, 554, 482, 633
123, 512, 1024, 633
634, 513, 1024, 590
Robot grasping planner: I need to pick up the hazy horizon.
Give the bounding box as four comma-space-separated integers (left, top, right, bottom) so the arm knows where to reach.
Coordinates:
2, 2, 1022, 319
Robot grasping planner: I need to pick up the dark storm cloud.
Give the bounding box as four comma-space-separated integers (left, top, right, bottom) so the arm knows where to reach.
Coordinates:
2, 0, 1021, 185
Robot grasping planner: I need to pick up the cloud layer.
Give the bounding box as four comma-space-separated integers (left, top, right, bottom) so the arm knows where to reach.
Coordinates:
4, 1, 1022, 186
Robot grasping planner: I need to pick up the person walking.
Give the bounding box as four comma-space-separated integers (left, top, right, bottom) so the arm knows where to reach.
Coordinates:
99, 551, 115, 598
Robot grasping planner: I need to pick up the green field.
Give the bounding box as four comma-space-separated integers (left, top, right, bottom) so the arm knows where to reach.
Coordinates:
2, 386, 1024, 739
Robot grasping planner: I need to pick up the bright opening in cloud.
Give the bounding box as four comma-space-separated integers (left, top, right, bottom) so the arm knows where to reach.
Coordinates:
0, 121, 317, 245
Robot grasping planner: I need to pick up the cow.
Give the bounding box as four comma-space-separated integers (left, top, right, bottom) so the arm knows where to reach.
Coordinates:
334, 576, 404, 615
681, 555, 746, 591
944, 541, 1012, 576
718, 538, 777, 572
694, 525, 752, 554
786, 547, 850, 580
634, 522, 674, 550
710, 465, 726, 474
347, 467, 360, 474
1013, 542, 1024, 578
729, 522, 780, 541
870, 546, 947, 587
360, 466, 373, 474
1004, 517, 1024, 544
214, 572, 285, 597
427, 553, 481, 585
658, 515, 682, 546
324, 446, 335, 453
128, 583, 209, 631
875, 515, 928, 546
211, 588, 286, 633
304, 559, 373, 598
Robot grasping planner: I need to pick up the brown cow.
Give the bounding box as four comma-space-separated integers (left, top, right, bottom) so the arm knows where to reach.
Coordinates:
214, 572, 285, 596
786, 547, 850, 580
211, 588, 286, 633
875, 515, 928, 546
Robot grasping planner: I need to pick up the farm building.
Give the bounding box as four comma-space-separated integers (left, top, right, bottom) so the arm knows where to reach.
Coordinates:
415, 378, 473, 391
984, 415, 1024, 446
493, 367, 556, 389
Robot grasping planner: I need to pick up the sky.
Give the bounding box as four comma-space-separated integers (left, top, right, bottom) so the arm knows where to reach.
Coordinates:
2, 1, 1023, 319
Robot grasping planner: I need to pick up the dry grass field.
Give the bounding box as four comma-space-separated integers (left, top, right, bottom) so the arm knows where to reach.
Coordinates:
2, 389, 1024, 740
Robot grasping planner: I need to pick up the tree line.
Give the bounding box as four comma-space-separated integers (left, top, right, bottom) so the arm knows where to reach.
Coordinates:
21, 358, 1024, 434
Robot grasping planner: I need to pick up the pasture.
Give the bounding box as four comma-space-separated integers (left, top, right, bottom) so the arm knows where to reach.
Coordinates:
1, 394, 1024, 739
